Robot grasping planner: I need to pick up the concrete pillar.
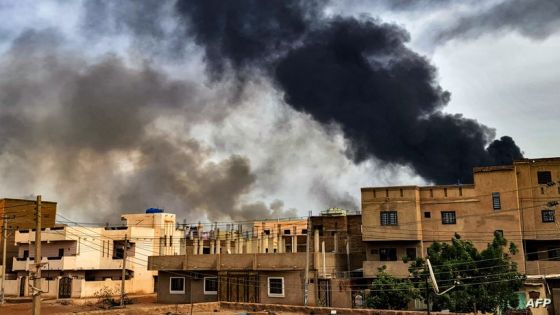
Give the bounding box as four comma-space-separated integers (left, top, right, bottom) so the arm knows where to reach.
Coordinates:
314, 229, 320, 253
210, 240, 215, 254
246, 234, 252, 254
292, 226, 297, 253
193, 239, 198, 255
216, 239, 221, 254
199, 238, 204, 255
262, 233, 268, 253
226, 233, 231, 254
239, 236, 244, 254
333, 232, 338, 253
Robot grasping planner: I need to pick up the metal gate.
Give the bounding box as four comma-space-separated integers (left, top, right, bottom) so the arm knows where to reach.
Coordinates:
58, 277, 72, 299
218, 271, 259, 303
19, 276, 26, 297
318, 279, 331, 307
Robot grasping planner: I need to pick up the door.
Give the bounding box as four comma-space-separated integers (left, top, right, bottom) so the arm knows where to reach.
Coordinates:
318, 279, 331, 307
218, 272, 259, 303
58, 277, 72, 299
19, 276, 26, 297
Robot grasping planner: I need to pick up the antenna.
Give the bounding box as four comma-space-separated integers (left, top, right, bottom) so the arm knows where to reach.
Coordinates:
426, 259, 456, 295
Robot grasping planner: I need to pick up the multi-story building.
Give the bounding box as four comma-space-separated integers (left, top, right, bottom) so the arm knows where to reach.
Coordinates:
149, 210, 363, 308
5, 209, 183, 299
0, 198, 57, 276
361, 157, 560, 312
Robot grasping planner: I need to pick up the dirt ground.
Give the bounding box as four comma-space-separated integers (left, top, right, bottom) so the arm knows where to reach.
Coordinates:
0, 296, 242, 315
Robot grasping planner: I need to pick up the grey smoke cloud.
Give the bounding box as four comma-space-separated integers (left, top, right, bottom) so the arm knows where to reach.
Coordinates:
435, 0, 560, 43
0, 28, 298, 222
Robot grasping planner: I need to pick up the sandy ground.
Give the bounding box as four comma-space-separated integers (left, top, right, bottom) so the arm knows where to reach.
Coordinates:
0, 295, 240, 315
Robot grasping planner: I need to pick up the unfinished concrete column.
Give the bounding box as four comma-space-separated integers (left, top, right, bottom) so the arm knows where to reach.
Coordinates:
262, 233, 268, 253
333, 232, 338, 253
199, 238, 204, 255
193, 239, 198, 255
216, 238, 221, 254
292, 226, 297, 253
314, 228, 320, 253
226, 232, 231, 254
210, 240, 215, 254
246, 233, 252, 254
239, 235, 244, 254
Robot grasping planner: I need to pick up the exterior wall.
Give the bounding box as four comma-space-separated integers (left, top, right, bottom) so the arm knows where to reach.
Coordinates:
258, 271, 305, 305
156, 271, 219, 304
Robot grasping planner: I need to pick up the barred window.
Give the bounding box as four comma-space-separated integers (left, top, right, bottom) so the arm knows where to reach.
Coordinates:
537, 171, 552, 184
542, 210, 555, 223
492, 192, 501, 210
169, 277, 185, 294
380, 211, 398, 226
441, 211, 456, 224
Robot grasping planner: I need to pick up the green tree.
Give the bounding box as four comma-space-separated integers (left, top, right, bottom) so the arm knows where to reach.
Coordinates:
409, 232, 524, 313
366, 265, 419, 310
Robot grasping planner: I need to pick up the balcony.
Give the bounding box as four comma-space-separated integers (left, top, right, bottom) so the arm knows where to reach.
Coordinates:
363, 260, 411, 278
148, 252, 314, 272
526, 260, 560, 275
15, 227, 70, 243
12, 255, 134, 271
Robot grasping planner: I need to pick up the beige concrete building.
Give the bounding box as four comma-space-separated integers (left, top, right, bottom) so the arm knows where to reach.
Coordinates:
361, 157, 560, 313
149, 212, 362, 308
5, 210, 184, 299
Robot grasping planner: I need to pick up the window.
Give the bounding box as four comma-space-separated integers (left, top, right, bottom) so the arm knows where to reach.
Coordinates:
441, 211, 456, 225
424, 211, 431, 218
379, 248, 397, 261
204, 277, 218, 295
537, 171, 552, 184
301, 229, 307, 235
406, 248, 417, 260
284, 229, 291, 235
267, 277, 284, 297
23, 250, 29, 259
444, 188, 448, 197
492, 192, 501, 210
548, 248, 560, 261
495, 230, 504, 237
264, 229, 270, 235
58, 248, 64, 258
542, 210, 555, 223
169, 277, 185, 294
380, 211, 398, 226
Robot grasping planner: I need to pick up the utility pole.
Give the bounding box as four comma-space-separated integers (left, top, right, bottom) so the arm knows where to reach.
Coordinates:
304, 211, 311, 306
425, 275, 430, 315
120, 234, 127, 307
32, 195, 42, 315
1, 214, 10, 304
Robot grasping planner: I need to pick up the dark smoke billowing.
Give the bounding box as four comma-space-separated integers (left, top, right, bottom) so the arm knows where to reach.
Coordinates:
0, 29, 296, 221
176, 0, 522, 183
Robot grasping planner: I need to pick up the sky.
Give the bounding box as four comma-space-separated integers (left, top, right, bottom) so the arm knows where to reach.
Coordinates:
0, 0, 558, 223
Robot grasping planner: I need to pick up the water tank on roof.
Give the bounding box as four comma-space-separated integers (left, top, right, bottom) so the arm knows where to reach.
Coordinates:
146, 208, 164, 214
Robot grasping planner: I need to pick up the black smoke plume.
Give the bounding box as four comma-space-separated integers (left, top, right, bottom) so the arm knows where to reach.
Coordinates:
175, 0, 522, 184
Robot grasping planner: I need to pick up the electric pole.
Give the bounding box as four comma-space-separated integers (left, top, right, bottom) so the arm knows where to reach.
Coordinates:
304, 211, 311, 306
32, 195, 42, 315
1, 214, 10, 304
120, 234, 127, 307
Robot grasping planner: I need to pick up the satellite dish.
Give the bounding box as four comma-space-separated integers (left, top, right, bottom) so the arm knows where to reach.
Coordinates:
426, 258, 456, 296
426, 258, 439, 293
